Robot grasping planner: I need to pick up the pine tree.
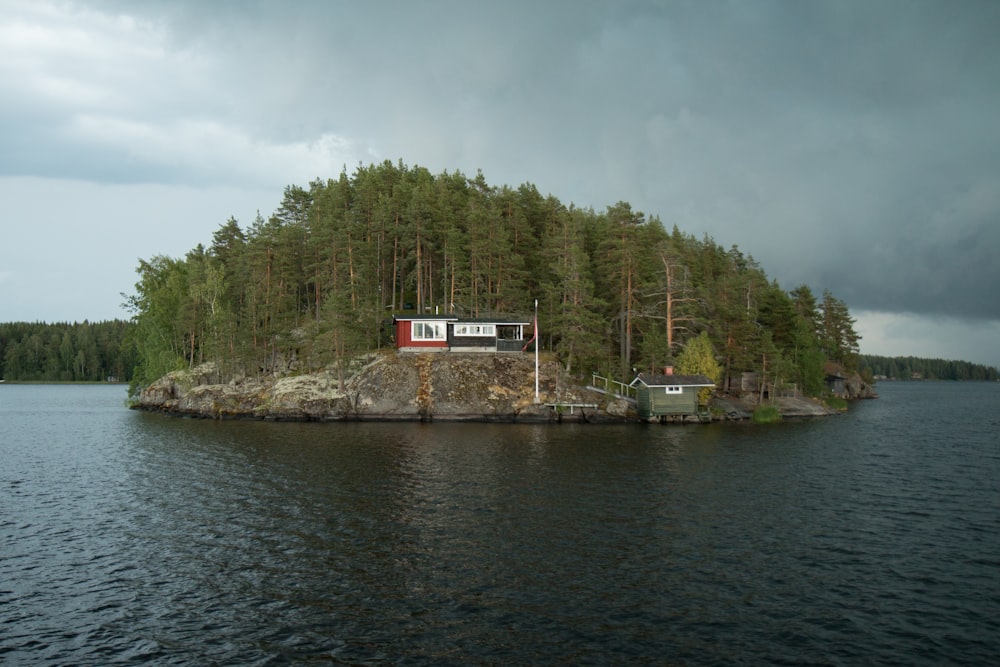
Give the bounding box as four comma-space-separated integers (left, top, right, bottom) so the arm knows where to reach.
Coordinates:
820, 290, 861, 369
120, 160, 872, 399
540, 203, 607, 374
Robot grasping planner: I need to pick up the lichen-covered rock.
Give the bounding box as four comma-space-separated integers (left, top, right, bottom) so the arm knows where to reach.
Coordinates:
844, 372, 878, 399
132, 352, 610, 422
137, 363, 220, 409
603, 398, 632, 418
132, 353, 872, 422
774, 396, 837, 417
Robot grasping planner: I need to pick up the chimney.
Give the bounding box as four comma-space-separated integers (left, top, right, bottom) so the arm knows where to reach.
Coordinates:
664, 366, 674, 376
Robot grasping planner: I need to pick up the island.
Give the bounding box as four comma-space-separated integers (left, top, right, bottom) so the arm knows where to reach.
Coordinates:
131, 349, 874, 423
123, 160, 878, 422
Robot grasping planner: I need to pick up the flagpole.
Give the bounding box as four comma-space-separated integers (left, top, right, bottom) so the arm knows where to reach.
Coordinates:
534, 299, 539, 403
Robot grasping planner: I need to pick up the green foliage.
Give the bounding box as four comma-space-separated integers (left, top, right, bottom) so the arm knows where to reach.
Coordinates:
0, 320, 135, 382
676, 331, 721, 405
124, 255, 190, 388
820, 290, 860, 370
121, 160, 867, 396
751, 405, 782, 424
540, 203, 607, 374
859, 355, 999, 381
824, 396, 849, 411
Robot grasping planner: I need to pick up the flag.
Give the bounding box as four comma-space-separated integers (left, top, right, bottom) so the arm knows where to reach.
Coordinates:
522, 302, 538, 352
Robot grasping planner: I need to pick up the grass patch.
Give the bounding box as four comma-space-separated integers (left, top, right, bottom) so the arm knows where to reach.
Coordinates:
751, 405, 782, 424
824, 396, 849, 412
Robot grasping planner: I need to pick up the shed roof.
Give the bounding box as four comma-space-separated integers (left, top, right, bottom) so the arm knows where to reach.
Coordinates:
630, 372, 716, 388
455, 316, 532, 325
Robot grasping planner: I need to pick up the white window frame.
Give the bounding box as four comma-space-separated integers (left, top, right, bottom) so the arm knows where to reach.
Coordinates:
664, 385, 682, 394
454, 323, 495, 337
412, 321, 446, 340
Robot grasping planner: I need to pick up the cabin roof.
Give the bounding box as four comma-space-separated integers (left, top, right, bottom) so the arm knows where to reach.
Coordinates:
630, 372, 715, 388
392, 314, 458, 322
455, 316, 532, 325
392, 313, 530, 325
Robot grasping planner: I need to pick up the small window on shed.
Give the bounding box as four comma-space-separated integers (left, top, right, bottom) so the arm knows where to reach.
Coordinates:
664, 385, 682, 394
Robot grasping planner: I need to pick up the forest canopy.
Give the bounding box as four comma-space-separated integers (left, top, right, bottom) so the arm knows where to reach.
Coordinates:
0, 320, 135, 382
859, 355, 999, 382
124, 160, 863, 396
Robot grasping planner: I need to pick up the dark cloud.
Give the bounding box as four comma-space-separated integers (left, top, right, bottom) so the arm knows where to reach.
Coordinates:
3, 0, 999, 349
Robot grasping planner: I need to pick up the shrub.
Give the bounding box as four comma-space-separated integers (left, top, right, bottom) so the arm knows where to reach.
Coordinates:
751, 405, 782, 424
824, 396, 848, 412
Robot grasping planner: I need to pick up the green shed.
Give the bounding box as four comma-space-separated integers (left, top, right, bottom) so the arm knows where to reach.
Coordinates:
629, 371, 715, 420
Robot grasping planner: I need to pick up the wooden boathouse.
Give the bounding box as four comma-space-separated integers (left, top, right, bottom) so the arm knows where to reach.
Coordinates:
630, 368, 716, 421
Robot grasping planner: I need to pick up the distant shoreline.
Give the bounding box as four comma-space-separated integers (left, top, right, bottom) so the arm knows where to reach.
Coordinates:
0, 380, 127, 385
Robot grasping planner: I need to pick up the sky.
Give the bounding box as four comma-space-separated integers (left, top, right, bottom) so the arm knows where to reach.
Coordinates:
1, 0, 998, 368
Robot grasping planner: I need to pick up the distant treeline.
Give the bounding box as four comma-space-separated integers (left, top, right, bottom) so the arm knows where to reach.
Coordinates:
0, 321, 136, 382
859, 354, 999, 381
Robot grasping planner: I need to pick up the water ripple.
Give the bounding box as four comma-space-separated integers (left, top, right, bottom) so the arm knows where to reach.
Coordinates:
1, 383, 999, 664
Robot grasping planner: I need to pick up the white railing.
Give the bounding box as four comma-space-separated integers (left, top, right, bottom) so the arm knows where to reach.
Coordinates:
590, 374, 637, 400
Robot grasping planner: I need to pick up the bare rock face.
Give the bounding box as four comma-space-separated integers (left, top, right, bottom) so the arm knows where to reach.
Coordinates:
844, 372, 879, 399
133, 354, 875, 422
773, 396, 837, 417
604, 397, 632, 418
133, 353, 615, 422
137, 362, 221, 408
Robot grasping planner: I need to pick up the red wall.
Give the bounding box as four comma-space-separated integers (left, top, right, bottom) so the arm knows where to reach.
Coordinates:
394, 320, 449, 348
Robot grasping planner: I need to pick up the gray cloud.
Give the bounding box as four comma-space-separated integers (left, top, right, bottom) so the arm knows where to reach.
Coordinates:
2, 0, 999, 358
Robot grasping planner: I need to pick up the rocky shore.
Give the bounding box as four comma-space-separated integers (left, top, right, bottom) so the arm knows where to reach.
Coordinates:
132, 353, 621, 422
130, 351, 874, 423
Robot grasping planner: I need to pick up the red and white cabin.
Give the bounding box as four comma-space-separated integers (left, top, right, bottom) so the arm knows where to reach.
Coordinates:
392, 314, 532, 353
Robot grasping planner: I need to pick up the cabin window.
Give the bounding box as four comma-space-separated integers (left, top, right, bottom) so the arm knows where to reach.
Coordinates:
454, 324, 495, 337
412, 321, 446, 340
664, 386, 682, 394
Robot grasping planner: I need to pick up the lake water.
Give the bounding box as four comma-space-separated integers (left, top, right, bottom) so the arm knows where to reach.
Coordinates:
1, 382, 998, 665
